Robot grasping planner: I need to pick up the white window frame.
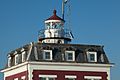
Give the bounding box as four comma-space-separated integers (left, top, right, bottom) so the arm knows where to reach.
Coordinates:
15, 54, 19, 65
65, 75, 77, 80
39, 75, 57, 80
8, 57, 11, 67
43, 50, 52, 60
22, 51, 26, 62
21, 48, 26, 62
84, 76, 102, 80
65, 51, 75, 61
87, 52, 97, 62
21, 76, 26, 80
14, 78, 18, 80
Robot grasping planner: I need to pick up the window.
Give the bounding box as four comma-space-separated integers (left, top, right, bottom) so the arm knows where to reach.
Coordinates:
43, 50, 52, 60
65, 51, 75, 61
8, 57, 11, 67
65, 75, 77, 80
39, 75, 57, 80
87, 52, 97, 62
15, 54, 19, 65
84, 76, 102, 80
22, 51, 26, 62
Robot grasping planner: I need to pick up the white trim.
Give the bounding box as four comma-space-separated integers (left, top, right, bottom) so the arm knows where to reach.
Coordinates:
87, 52, 97, 62
21, 48, 25, 52
8, 57, 11, 67
15, 54, 19, 65
65, 51, 75, 61
14, 78, 18, 80
84, 76, 102, 79
34, 46, 38, 60
21, 76, 26, 79
43, 50, 52, 60
65, 75, 77, 78
39, 75, 57, 78
14, 51, 17, 55
22, 51, 26, 62
27, 42, 33, 60
1, 62, 28, 72
45, 20, 64, 23
101, 54, 104, 62
1, 61, 114, 72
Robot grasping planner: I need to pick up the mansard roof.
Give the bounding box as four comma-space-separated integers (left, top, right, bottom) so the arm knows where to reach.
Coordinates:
6, 42, 110, 68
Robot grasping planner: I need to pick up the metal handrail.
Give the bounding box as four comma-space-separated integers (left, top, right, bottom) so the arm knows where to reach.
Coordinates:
38, 29, 72, 39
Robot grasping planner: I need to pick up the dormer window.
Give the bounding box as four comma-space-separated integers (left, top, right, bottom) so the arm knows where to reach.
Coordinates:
22, 51, 26, 62
15, 54, 19, 65
8, 57, 11, 67
21, 48, 26, 62
43, 50, 52, 60
87, 52, 97, 62
65, 51, 75, 61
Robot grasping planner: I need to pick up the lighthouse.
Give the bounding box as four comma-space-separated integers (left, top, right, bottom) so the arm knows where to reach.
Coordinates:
39, 10, 72, 44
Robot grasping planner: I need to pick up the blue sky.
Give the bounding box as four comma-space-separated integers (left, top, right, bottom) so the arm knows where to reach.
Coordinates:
0, 0, 120, 79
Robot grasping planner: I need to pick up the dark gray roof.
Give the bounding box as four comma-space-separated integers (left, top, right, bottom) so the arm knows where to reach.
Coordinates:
7, 42, 110, 68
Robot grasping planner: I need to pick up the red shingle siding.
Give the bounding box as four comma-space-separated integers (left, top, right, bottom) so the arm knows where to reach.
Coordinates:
5, 71, 28, 80
32, 70, 107, 80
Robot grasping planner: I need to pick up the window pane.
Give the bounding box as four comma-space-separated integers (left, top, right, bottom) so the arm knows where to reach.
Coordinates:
40, 77, 46, 80
66, 78, 75, 80
45, 52, 50, 59
15, 56, 19, 64
48, 78, 55, 80
90, 54, 95, 61
67, 53, 73, 60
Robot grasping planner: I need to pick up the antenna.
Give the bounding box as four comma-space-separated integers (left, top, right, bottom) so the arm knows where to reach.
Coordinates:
62, 0, 65, 20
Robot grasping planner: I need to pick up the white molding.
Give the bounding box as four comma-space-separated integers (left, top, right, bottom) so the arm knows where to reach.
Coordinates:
39, 75, 57, 78
14, 78, 18, 80
26, 42, 33, 60
8, 57, 11, 67
21, 48, 25, 52
1, 61, 113, 73
22, 51, 26, 62
14, 51, 17, 55
87, 52, 97, 62
45, 20, 64, 23
43, 50, 52, 60
65, 75, 77, 78
34, 46, 38, 60
29, 61, 113, 67
15, 54, 19, 65
65, 51, 75, 61
21, 76, 26, 79
1, 62, 28, 72
84, 76, 102, 79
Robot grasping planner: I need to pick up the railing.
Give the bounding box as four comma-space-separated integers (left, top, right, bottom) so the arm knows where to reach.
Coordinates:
38, 29, 73, 39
